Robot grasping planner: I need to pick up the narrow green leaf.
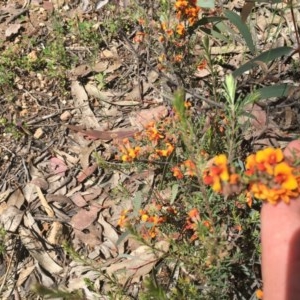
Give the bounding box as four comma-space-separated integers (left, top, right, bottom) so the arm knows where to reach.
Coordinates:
197, 0, 215, 8
256, 84, 292, 100
133, 191, 142, 215
200, 27, 230, 42
224, 10, 256, 54
170, 184, 179, 205
232, 46, 293, 77
196, 16, 227, 25
116, 231, 130, 246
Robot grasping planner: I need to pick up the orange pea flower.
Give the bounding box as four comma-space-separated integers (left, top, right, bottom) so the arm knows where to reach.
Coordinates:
119, 138, 141, 162
146, 122, 164, 143
274, 188, 298, 204
133, 31, 145, 43
118, 210, 130, 227
156, 142, 174, 157
256, 147, 283, 165
203, 154, 230, 192
274, 162, 298, 190
245, 154, 257, 176
245, 191, 253, 207
175, 0, 189, 9
183, 159, 197, 176
256, 289, 263, 299
256, 148, 284, 174
176, 23, 185, 35
188, 208, 200, 222
174, 54, 183, 62
172, 166, 184, 179
229, 173, 240, 185
249, 183, 280, 204
245, 148, 284, 176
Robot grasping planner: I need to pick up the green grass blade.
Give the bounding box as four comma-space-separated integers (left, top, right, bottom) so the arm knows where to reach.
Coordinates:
232, 46, 293, 77
197, 0, 215, 8
224, 10, 256, 54
256, 84, 293, 100
192, 16, 229, 42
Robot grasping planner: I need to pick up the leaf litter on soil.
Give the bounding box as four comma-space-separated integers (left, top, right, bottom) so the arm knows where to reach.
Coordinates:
1, 0, 300, 298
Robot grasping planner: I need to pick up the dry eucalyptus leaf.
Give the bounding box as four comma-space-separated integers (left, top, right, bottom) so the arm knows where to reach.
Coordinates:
19, 227, 63, 274
105, 241, 169, 284
50, 157, 68, 176
82, 186, 103, 202
70, 61, 108, 79
7, 188, 25, 208
79, 140, 102, 170
194, 68, 210, 78
73, 226, 102, 247
16, 262, 36, 287
85, 82, 114, 101
30, 177, 49, 191
77, 163, 98, 182
23, 183, 38, 203
5, 23, 22, 38
129, 105, 168, 129
98, 214, 118, 244
71, 192, 88, 207
70, 205, 101, 230
99, 239, 118, 259
0, 206, 24, 232
71, 81, 100, 129
0, 189, 12, 203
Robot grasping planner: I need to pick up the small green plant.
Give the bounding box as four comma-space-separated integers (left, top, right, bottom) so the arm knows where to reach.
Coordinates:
95, 72, 106, 90
0, 118, 25, 139
33, 284, 84, 300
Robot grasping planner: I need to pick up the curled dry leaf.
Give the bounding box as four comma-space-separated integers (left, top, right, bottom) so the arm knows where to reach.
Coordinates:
105, 241, 169, 284
77, 163, 98, 182
98, 214, 119, 244
30, 177, 49, 191
79, 140, 102, 170
71, 81, 100, 129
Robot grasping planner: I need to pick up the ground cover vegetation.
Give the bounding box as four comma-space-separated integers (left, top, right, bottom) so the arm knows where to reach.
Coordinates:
0, 0, 300, 299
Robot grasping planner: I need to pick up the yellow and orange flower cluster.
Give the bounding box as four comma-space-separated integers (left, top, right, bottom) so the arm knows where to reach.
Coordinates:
118, 138, 141, 162
184, 208, 211, 241
203, 147, 300, 205
202, 154, 240, 193
118, 202, 168, 240
245, 148, 298, 204
172, 159, 197, 179
175, 0, 201, 26
117, 120, 176, 163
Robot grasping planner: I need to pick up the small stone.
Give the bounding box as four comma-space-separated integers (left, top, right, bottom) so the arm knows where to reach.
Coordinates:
60, 111, 72, 121
34, 128, 44, 139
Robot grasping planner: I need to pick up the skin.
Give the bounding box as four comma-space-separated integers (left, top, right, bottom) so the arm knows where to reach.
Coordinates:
261, 141, 300, 299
